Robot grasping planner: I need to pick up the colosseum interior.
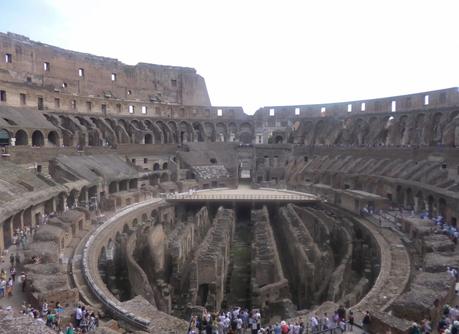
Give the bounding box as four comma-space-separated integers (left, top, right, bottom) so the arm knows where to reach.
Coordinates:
0, 32, 458, 333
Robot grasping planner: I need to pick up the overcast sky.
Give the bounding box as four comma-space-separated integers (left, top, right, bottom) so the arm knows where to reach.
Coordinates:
1, 0, 458, 113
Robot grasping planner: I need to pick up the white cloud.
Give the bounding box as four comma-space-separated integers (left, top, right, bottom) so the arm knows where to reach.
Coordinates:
41, 0, 459, 113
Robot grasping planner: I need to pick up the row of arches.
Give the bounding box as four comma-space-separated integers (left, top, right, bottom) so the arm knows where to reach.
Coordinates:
0, 128, 60, 147
42, 113, 255, 147
295, 109, 459, 147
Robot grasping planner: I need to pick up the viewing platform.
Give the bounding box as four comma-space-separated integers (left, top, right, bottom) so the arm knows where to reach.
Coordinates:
164, 186, 319, 204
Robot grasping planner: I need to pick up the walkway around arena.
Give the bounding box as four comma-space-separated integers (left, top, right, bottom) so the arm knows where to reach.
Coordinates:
165, 185, 318, 203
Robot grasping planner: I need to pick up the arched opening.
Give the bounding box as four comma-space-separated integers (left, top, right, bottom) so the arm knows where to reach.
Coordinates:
109, 182, 118, 194
144, 133, 152, 144
32, 130, 44, 147
15, 130, 28, 145
0, 129, 10, 146
153, 163, 160, 171
47, 131, 59, 146
274, 135, 283, 144
67, 189, 78, 209
162, 162, 168, 170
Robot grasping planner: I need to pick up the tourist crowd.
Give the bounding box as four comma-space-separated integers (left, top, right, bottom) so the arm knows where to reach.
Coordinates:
187, 305, 368, 334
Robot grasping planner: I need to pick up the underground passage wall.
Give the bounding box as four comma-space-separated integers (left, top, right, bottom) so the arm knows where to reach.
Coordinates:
100, 200, 381, 322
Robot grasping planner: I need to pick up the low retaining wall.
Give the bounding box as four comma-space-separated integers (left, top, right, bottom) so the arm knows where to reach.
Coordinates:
82, 198, 163, 331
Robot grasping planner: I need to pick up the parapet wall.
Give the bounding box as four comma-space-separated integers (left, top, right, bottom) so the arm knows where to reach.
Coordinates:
256, 87, 459, 118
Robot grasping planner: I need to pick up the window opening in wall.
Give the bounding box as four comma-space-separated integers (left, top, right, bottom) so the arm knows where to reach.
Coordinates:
111, 73, 117, 81
321, 107, 326, 113
78, 68, 85, 77
116, 104, 121, 113
86, 101, 92, 112
131, 158, 136, 164
424, 95, 429, 105
101, 104, 107, 114
361, 102, 366, 111
54, 98, 60, 108
37, 97, 44, 110
171, 79, 177, 87
391, 100, 396, 112
43, 62, 50, 71
144, 158, 148, 164
0, 90, 6, 102
4, 54, 12, 63
20, 93, 26, 105
269, 108, 275, 116
442, 163, 447, 169
62, 82, 68, 88
295, 107, 300, 115
128, 105, 134, 114
71, 100, 76, 109
406, 97, 412, 108
304, 156, 308, 162
3, 118, 16, 125
217, 109, 223, 116
257, 134, 262, 144
26, 77, 32, 83
141, 106, 147, 114
347, 104, 352, 112
127, 90, 132, 95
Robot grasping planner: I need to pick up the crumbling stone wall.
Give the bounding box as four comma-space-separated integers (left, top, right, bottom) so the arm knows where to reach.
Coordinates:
274, 204, 334, 308
188, 207, 235, 311
251, 206, 293, 319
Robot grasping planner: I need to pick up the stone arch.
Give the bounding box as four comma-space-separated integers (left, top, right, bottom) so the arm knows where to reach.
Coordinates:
144, 120, 163, 144
239, 122, 254, 144
47, 130, 59, 146
312, 120, 325, 144
0, 129, 11, 146
193, 122, 206, 142
204, 122, 216, 142
32, 130, 45, 146
167, 121, 179, 143
215, 122, 228, 142
179, 121, 194, 143
413, 113, 426, 145
430, 112, 444, 145
397, 115, 409, 146
162, 162, 168, 170
274, 135, 284, 144
228, 122, 237, 142
67, 189, 78, 208
156, 120, 173, 143
144, 133, 153, 144
15, 129, 28, 145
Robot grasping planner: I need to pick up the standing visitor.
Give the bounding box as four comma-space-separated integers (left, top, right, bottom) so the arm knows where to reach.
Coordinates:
362, 311, 371, 333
